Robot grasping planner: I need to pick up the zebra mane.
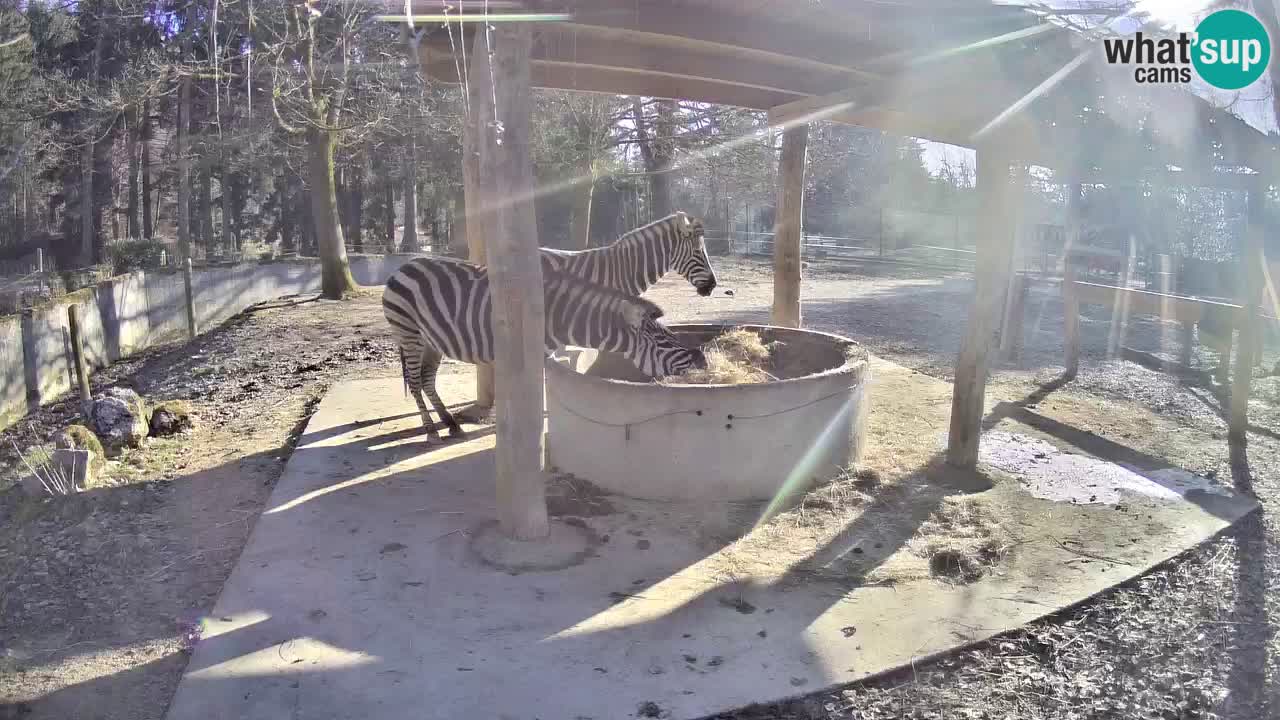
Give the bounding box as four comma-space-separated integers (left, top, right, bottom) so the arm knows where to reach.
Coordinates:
612, 212, 687, 247
543, 269, 665, 324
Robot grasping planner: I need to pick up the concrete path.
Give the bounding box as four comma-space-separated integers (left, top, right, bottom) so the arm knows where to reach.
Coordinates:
165, 363, 1258, 720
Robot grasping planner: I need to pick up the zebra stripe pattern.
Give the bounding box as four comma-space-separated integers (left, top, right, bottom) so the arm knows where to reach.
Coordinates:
382, 256, 706, 439
540, 212, 718, 297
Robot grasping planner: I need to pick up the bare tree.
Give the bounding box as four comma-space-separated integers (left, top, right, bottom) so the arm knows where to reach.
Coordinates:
263, 0, 386, 298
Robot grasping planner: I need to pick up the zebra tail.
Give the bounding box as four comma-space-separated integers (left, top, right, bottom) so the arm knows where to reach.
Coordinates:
399, 348, 409, 397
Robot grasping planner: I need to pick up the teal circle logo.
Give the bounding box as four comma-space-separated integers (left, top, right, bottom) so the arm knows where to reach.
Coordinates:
1193, 9, 1270, 90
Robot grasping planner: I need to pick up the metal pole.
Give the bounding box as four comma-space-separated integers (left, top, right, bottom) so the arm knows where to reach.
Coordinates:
954, 213, 961, 269
878, 207, 884, 256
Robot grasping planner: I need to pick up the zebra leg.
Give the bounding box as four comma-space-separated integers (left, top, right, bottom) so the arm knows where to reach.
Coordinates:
419, 348, 467, 439
402, 341, 441, 440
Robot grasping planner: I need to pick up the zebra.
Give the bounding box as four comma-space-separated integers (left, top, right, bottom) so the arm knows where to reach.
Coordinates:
540, 211, 718, 297
382, 256, 706, 440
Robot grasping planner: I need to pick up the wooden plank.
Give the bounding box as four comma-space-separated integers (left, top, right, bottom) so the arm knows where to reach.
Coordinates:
946, 146, 1017, 469
420, 32, 858, 97
476, 23, 549, 540
1230, 178, 1266, 444
767, 84, 882, 128
1180, 320, 1194, 368
771, 124, 807, 328
420, 58, 804, 111
1068, 281, 1247, 324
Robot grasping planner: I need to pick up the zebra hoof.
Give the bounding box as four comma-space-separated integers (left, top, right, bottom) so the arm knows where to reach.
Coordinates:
447, 427, 468, 440
454, 405, 494, 424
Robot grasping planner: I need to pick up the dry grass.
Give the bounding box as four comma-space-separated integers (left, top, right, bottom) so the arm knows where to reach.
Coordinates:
667, 328, 776, 385
907, 497, 1012, 584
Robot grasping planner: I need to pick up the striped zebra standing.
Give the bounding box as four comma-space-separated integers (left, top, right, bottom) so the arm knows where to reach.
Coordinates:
541, 211, 719, 297
382, 256, 705, 440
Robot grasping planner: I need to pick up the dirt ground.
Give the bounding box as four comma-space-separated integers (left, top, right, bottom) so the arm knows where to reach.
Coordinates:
1, 256, 1278, 720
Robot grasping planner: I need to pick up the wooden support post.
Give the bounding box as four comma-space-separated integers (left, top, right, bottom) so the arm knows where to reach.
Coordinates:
1062, 182, 1083, 379
183, 258, 197, 340
460, 35, 496, 412
1105, 245, 1137, 358
1217, 322, 1233, 387
1229, 178, 1266, 444
1180, 320, 1194, 368
998, 173, 1026, 361
771, 124, 807, 328
476, 23, 548, 540
946, 147, 1017, 469
999, 274, 1028, 362
67, 305, 92, 418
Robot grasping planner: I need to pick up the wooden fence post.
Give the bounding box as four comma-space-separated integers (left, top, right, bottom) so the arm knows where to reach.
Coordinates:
1063, 181, 1083, 379
183, 258, 197, 339
67, 305, 92, 418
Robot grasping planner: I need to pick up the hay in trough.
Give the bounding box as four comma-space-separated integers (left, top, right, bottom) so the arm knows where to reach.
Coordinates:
668, 328, 776, 385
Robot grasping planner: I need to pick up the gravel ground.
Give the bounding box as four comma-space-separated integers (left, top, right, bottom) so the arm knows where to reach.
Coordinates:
1, 257, 1277, 720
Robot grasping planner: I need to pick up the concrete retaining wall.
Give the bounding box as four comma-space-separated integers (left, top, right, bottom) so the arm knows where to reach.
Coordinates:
0, 253, 420, 430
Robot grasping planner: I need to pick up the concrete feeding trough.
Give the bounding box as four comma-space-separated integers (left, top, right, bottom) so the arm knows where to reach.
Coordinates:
545, 324, 871, 502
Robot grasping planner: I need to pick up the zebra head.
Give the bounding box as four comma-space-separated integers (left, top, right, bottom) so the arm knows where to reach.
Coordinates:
617, 298, 707, 378
671, 212, 717, 297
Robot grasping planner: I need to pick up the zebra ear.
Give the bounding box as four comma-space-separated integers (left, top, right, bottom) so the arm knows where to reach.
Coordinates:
621, 298, 664, 328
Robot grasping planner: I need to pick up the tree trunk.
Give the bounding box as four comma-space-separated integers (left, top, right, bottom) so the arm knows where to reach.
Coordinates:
349, 162, 364, 253
199, 170, 214, 256
279, 170, 296, 253
569, 156, 595, 249
177, 74, 192, 259
384, 173, 396, 251
450, 185, 468, 256
126, 106, 140, 239
402, 135, 419, 252
476, 22, 547, 540
79, 136, 94, 264
307, 130, 358, 298
141, 100, 154, 240
462, 36, 494, 410
231, 173, 246, 250
631, 97, 676, 219
220, 169, 234, 254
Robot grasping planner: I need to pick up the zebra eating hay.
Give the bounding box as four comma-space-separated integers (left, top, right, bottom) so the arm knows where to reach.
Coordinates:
540, 211, 718, 297
382, 256, 706, 440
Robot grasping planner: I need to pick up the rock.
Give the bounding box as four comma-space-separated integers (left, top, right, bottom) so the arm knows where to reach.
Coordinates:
53, 424, 106, 477
149, 399, 195, 437
90, 387, 149, 456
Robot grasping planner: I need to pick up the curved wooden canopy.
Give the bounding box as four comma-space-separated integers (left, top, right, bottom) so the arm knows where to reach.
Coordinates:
402, 0, 1277, 184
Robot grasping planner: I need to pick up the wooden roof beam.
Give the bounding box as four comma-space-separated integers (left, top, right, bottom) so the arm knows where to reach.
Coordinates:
419, 58, 805, 109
